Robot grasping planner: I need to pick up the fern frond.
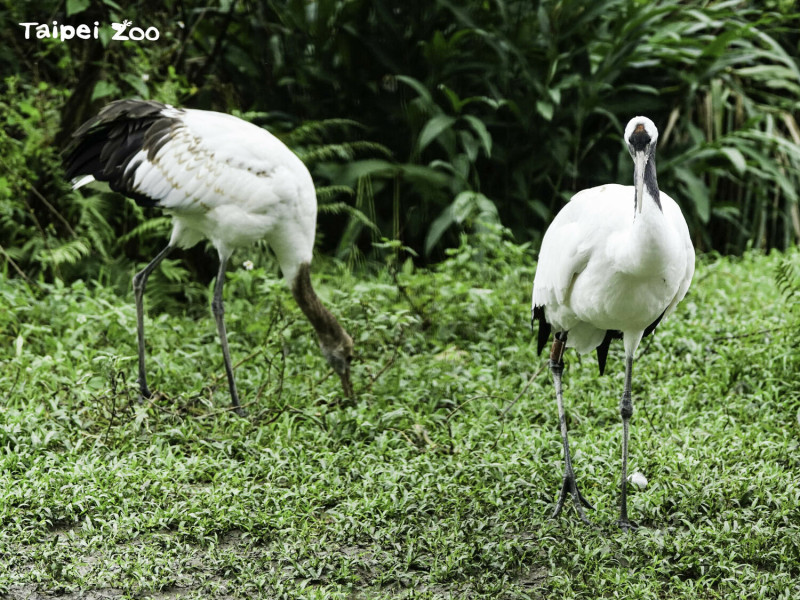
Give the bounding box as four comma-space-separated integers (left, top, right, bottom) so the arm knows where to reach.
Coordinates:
318, 202, 380, 233
776, 254, 800, 301
118, 217, 172, 244
299, 141, 392, 164
316, 186, 355, 202
76, 194, 115, 260
284, 119, 366, 145
157, 258, 192, 284
38, 238, 91, 267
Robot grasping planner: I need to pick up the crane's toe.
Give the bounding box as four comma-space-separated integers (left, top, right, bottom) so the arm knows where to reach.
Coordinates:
616, 518, 639, 531
138, 381, 152, 401
553, 470, 594, 524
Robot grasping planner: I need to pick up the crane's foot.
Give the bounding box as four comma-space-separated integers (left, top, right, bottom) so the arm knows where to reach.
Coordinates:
138, 381, 152, 401
229, 393, 248, 418
616, 518, 638, 531
553, 470, 594, 524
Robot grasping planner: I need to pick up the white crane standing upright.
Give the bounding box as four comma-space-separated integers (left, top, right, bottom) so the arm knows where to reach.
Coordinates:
65, 100, 354, 414
531, 116, 695, 529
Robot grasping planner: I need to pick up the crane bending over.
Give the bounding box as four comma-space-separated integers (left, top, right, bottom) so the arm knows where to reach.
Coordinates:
64, 100, 354, 413
531, 116, 694, 529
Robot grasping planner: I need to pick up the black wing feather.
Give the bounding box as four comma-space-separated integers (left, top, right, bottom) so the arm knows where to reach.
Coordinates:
594, 308, 667, 375
534, 304, 668, 376
532, 305, 552, 356
63, 99, 182, 207
595, 330, 621, 376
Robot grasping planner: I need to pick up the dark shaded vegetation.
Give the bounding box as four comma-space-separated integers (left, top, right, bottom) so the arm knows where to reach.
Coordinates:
1, 0, 799, 289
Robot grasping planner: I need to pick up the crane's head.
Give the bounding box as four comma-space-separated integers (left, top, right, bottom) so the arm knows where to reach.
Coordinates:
624, 116, 659, 213
320, 330, 354, 398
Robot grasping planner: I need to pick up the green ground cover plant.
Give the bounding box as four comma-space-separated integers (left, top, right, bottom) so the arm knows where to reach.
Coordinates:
1, 233, 798, 599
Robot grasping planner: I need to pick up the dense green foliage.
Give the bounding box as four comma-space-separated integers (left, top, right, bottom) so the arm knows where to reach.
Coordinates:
1, 0, 799, 284
1, 237, 798, 598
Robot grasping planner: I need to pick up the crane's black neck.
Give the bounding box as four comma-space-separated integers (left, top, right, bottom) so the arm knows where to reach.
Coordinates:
636, 153, 662, 214
291, 262, 348, 347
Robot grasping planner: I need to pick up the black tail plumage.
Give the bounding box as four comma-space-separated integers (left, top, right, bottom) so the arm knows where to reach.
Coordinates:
533, 305, 666, 376
63, 99, 181, 207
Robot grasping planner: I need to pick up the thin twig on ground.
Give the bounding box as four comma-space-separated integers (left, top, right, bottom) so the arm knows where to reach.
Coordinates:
361, 345, 400, 394
489, 363, 547, 452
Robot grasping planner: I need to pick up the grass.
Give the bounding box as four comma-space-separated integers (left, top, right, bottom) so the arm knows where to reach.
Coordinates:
1, 232, 799, 599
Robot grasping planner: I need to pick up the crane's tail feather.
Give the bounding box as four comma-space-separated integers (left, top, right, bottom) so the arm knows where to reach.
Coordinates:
532, 305, 552, 356
595, 331, 620, 376
594, 307, 666, 376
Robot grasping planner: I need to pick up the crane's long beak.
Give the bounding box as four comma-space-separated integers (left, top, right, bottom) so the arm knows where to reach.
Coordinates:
633, 150, 647, 214
340, 369, 353, 398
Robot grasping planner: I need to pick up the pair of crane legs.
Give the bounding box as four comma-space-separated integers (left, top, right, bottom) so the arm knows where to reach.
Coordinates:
132, 244, 246, 417
550, 332, 637, 530
132, 246, 638, 526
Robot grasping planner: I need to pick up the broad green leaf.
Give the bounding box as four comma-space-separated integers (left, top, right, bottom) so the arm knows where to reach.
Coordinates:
475, 194, 499, 221
120, 73, 149, 99
335, 159, 399, 184
462, 115, 492, 157
720, 146, 747, 176
398, 164, 451, 189
458, 130, 480, 163
91, 80, 120, 102
396, 75, 434, 104
66, 0, 90, 16
418, 115, 457, 154
452, 191, 476, 222
426, 191, 500, 254
425, 206, 456, 255
536, 100, 554, 122
675, 166, 710, 223
438, 84, 463, 114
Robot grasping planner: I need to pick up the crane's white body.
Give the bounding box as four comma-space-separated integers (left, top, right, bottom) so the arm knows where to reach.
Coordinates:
532, 182, 694, 356
79, 106, 317, 283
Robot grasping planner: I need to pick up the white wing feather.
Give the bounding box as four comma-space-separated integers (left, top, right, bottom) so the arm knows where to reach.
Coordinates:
126, 109, 317, 261
71, 174, 96, 189
661, 195, 695, 319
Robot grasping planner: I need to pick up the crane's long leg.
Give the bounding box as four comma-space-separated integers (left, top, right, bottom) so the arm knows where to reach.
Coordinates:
550, 332, 594, 523
618, 354, 637, 530
133, 244, 173, 399
211, 256, 244, 415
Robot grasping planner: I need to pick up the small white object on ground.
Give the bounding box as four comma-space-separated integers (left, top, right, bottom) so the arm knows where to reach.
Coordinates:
629, 472, 648, 489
